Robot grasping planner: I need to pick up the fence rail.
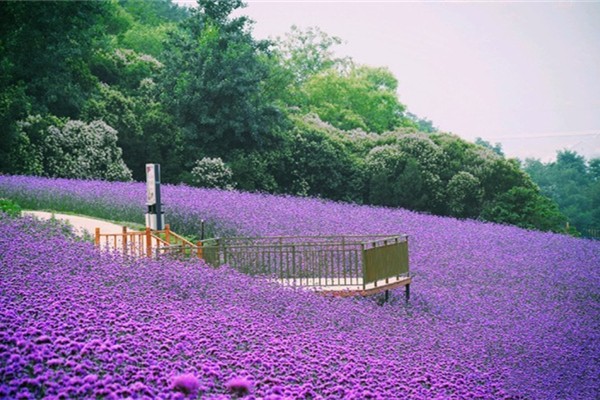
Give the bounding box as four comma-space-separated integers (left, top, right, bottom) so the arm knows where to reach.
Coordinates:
586, 228, 600, 239
198, 234, 411, 297
94, 224, 200, 258
94, 228, 411, 300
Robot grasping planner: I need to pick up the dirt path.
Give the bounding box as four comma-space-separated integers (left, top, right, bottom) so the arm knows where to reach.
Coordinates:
23, 211, 126, 237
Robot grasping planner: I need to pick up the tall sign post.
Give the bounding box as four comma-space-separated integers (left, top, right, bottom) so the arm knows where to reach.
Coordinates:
145, 163, 164, 230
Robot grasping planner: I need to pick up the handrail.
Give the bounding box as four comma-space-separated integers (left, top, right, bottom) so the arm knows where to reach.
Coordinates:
200, 235, 407, 249
94, 227, 411, 300
168, 230, 195, 247
211, 234, 407, 240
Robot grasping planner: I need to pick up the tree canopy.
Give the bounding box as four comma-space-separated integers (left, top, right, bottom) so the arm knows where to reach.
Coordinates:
524, 150, 600, 237
0, 0, 569, 233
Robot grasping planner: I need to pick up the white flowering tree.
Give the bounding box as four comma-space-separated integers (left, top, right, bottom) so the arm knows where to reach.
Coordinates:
43, 119, 132, 181
13, 115, 132, 181
190, 157, 235, 190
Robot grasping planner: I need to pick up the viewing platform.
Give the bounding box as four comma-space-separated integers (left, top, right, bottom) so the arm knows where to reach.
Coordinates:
94, 228, 411, 301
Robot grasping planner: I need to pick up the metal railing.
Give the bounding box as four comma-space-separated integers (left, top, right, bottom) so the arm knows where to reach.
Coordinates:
94, 228, 410, 296
197, 235, 410, 291
585, 228, 600, 239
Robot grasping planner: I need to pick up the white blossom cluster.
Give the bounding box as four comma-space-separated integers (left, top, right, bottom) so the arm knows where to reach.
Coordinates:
43, 120, 132, 181
190, 157, 235, 190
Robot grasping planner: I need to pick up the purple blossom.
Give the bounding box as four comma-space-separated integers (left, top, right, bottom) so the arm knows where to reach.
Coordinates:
0, 175, 599, 399
172, 373, 200, 395
225, 376, 253, 396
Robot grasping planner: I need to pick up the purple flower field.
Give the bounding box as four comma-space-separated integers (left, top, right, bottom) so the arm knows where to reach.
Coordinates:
1, 175, 600, 399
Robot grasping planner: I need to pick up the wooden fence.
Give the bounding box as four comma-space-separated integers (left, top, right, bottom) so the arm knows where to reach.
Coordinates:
94, 224, 200, 258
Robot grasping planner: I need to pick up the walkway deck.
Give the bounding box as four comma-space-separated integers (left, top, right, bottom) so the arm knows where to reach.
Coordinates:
273, 275, 412, 298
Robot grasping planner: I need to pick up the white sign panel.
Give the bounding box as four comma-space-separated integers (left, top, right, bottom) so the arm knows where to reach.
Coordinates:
146, 164, 156, 205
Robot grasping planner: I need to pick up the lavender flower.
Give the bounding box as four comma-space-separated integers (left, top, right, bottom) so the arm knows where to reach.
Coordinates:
0, 175, 599, 399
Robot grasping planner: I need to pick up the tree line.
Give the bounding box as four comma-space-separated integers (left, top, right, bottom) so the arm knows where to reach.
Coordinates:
524, 151, 600, 238
0, 0, 567, 232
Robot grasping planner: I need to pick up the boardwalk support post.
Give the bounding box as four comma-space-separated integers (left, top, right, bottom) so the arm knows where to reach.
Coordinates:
94, 228, 100, 248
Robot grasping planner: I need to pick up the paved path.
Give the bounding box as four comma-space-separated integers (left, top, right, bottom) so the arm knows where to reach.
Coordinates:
23, 211, 125, 237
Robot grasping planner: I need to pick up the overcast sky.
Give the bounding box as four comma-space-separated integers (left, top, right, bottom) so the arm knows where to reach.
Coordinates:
178, 1, 600, 161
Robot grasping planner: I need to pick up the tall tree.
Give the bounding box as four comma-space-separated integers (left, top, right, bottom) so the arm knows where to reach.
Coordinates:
0, 1, 111, 173
303, 66, 408, 133
524, 150, 600, 236
274, 25, 348, 85
159, 0, 281, 171
0, 1, 110, 118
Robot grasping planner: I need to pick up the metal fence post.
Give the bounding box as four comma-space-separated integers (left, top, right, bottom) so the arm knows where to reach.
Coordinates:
292, 245, 296, 282
361, 243, 366, 290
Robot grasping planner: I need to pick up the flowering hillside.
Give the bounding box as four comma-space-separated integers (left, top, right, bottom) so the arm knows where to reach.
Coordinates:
1, 175, 600, 399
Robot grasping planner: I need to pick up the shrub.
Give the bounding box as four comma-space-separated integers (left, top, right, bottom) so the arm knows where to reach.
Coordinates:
190, 157, 235, 189
0, 198, 21, 217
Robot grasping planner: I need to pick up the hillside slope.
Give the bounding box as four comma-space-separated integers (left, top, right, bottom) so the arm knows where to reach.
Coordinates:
1, 175, 599, 398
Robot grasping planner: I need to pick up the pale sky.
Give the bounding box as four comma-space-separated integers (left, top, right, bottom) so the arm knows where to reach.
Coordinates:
177, 1, 600, 162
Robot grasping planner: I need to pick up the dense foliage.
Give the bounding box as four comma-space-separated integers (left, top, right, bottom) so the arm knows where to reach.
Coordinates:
1, 176, 599, 399
524, 150, 600, 237
0, 198, 21, 217
0, 0, 567, 232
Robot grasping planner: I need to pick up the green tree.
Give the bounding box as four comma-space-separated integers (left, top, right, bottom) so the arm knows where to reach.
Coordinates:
302, 66, 408, 133
0, 1, 113, 175
446, 171, 483, 218
272, 116, 364, 201
365, 135, 445, 212
117, 0, 188, 58
0, 1, 110, 118
475, 137, 504, 156
272, 26, 427, 134
524, 150, 600, 236
229, 150, 280, 193
274, 25, 348, 85
481, 186, 566, 232
159, 0, 281, 168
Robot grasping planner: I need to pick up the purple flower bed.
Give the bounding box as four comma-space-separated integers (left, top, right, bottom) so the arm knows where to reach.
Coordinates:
1, 175, 600, 399
1, 215, 504, 399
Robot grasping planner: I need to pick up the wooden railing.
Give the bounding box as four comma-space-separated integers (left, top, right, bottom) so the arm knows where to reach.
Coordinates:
94, 224, 201, 259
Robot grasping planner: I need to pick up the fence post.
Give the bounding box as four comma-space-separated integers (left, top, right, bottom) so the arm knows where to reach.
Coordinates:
95, 228, 100, 248
165, 224, 171, 244
145, 227, 152, 258
122, 226, 127, 255
361, 243, 366, 290
292, 245, 296, 282
197, 241, 203, 259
